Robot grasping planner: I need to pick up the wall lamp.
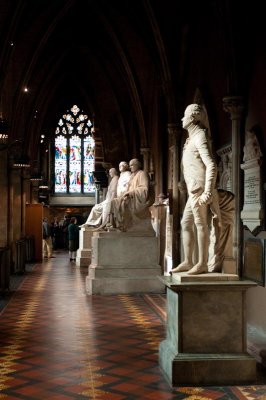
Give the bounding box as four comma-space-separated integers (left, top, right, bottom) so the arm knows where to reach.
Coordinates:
38, 179, 49, 189
0, 138, 31, 168
0, 117, 9, 146
29, 172, 43, 181
13, 154, 31, 168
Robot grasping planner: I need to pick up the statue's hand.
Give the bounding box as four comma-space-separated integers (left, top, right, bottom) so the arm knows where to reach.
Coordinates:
122, 192, 130, 204
198, 191, 212, 205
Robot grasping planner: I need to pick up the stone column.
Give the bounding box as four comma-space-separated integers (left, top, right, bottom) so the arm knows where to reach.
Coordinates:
0, 150, 8, 247
223, 96, 244, 274
167, 123, 182, 268
140, 147, 150, 173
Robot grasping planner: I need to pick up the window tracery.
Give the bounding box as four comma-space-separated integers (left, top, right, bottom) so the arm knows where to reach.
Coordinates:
54, 105, 95, 194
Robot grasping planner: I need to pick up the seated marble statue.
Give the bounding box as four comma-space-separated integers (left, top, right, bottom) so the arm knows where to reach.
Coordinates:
106, 158, 154, 233
91, 161, 132, 231
80, 168, 119, 228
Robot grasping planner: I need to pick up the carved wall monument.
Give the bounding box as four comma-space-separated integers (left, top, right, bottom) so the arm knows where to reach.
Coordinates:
241, 130, 264, 232
217, 144, 232, 191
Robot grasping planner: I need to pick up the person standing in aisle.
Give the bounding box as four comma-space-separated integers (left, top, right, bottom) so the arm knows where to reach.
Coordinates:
42, 217, 53, 259
51, 216, 60, 250
61, 214, 70, 250
68, 217, 80, 262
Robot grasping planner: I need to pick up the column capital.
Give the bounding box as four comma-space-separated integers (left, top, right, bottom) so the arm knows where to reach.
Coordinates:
222, 96, 244, 120
167, 123, 180, 136
140, 147, 150, 156
167, 123, 182, 145
140, 147, 150, 173
169, 145, 175, 154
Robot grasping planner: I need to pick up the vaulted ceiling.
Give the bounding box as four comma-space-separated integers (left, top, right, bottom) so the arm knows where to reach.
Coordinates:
0, 0, 264, 167
0, 0, 182, 164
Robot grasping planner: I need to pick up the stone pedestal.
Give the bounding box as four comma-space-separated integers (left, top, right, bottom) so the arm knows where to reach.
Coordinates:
164, 206, 173, 274
159, 276, 257, 386
76, 227, 94, 267
86, 231, 165, 294
150, 203, 167, 271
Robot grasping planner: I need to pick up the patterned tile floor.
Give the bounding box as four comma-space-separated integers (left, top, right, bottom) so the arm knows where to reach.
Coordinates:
0, 250, 266, 399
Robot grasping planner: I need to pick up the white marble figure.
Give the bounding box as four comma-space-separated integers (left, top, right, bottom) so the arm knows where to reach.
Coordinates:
106, 158, 154, 232
171, 104, 221, 275
80, 168, 119, 228
243, 130, 262, 162
208, 189, 235, 272
117, 161, 131, 197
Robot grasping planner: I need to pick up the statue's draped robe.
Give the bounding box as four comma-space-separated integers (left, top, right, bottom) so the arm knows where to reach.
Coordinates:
111, 170, 154, 232
85, 175, 119, 226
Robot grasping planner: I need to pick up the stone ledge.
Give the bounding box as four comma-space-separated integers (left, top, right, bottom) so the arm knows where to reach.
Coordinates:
171, 272, 239, 282
247, 325, 266, 367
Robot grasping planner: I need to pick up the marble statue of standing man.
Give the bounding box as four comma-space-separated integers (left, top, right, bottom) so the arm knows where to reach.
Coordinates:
171, 104, 221, 275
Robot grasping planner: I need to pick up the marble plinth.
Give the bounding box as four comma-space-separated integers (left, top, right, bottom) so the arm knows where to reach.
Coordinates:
172, 271, 239, 282
76, 227, 94, 267
86, 231, 165, 295
159, 276, 257, 386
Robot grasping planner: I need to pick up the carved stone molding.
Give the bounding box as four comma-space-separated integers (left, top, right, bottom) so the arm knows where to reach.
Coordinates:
167, 123, 180, 143
140, 147, 150, 156
217, 144, 232, 191
140, 147, 150, 173
222, 95, 244, 274
222, 96, 244, 120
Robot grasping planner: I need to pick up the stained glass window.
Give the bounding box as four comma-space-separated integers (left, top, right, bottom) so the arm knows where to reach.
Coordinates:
54, 105, 95, 194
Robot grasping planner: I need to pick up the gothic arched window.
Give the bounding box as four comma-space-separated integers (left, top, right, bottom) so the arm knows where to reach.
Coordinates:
54, 105, 95, 194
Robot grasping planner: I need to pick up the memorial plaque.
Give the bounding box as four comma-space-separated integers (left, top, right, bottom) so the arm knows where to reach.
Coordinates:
244, 173, 260, 205
243, 239, 265, 286
240, 159, 263, 232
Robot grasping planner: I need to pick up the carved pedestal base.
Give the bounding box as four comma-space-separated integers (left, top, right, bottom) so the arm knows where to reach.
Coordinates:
159, 277, 257, 386
76, 227, 94, 267
86, 231, 165, 294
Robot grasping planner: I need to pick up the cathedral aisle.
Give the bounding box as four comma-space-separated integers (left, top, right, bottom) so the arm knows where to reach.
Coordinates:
0, 251, 266, 399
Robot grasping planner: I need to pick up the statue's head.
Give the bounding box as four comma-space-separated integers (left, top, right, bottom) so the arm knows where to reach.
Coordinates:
129, 158, 141, 172
119, 161, 129, 171
182, 104, 206, 129
109, 167, 117, 177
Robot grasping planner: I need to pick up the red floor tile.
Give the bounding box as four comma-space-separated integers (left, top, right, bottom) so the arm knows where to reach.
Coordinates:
0, 250, 266, 399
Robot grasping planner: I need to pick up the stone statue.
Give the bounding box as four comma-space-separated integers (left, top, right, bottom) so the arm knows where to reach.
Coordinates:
117, 161, 131, 197
80, 167, 119, 228
207, 188, 235, 272
171, 104, 221, 275
107, 158, 154, 232
243, 130, 262, 162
